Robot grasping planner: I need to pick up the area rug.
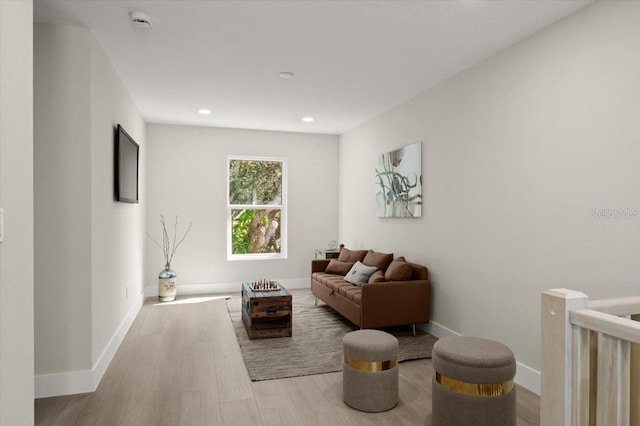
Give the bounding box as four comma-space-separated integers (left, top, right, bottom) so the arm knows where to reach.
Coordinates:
225, 290, 437, 381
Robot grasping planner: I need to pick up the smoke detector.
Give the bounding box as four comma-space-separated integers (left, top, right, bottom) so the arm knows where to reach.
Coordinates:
130, 11, 152, 28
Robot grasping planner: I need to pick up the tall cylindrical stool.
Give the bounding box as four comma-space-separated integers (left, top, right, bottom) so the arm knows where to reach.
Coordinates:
432, 336, 516, 426
342, 329, 399, 412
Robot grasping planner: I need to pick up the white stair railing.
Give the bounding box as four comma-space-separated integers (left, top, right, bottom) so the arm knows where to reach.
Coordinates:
541, 289, 640, 426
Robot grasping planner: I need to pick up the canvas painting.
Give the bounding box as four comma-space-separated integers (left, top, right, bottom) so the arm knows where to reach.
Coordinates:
375, 142, 422, 218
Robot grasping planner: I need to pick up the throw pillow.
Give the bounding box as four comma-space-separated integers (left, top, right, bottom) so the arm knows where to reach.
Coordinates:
362, 250, 393, 272
344, 261, 378, 286
338, 247, 368, 263
324, 260, 354, 276
368, 270, 386, 284
384, 258, 413, 281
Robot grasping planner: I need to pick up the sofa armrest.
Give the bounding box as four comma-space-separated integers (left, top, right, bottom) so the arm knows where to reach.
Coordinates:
360, 280, 430, 328
311, 259, 331, 273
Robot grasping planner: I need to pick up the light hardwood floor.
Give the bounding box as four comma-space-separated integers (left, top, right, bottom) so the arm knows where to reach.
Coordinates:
35, 291, 540, 425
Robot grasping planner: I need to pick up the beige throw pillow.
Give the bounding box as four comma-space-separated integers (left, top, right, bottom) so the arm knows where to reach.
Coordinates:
344, 261, 378, 286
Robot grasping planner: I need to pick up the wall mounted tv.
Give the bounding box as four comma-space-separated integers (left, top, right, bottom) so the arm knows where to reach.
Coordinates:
115, 124, 140, 203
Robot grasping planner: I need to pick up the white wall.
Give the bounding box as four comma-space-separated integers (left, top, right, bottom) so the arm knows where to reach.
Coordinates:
338, 0, 640, 394
34, 23, 146, 397
34, 23, 93, 375
89, 32, 146, 371
145, 124, 338, 294
0, 0, 35, 423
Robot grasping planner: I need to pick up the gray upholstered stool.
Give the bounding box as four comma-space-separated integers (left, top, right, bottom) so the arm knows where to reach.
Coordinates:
342, 329, 399, 412
432, 336, 516, 426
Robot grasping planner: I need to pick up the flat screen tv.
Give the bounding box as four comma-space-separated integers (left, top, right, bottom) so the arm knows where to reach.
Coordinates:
115, 124, 139, 203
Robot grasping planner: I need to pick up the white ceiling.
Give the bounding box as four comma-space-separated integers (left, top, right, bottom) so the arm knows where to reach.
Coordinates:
34, 0, 592, 135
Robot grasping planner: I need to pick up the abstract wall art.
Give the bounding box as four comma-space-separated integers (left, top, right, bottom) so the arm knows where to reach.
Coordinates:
375, 142, 422, 218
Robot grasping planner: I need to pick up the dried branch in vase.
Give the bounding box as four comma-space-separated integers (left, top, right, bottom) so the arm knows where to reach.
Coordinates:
147, 215, 193, 267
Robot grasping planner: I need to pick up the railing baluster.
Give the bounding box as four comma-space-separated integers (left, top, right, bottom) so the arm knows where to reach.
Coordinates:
631, 314, 639, 426
596, 334, 630, 426
572, 325, 590, 426
589, 330, 597, 426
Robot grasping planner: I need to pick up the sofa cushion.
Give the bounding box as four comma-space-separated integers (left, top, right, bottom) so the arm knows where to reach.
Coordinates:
333, 281, 355, 294
368, 270, 386, 284
363, 250, 393, 272
344, 261, 378, 285
338, 248, 368, 263
324, 259, 354, 275
384, 258, 413, 281
313, 272, 344, 287
342, 286, 362, 303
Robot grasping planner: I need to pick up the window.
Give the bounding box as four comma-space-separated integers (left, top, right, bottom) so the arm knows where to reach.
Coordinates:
227, 157, 287, 259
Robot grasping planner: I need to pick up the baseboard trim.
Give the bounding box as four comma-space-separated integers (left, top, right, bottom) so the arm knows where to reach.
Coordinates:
144, 277, 309, 298
33, 369, 95, 399
421, 320, 458, 339
515, 362, 541, 395
35, 285, 542, 397
419, 320, 541, 395
35, 291, 144, 398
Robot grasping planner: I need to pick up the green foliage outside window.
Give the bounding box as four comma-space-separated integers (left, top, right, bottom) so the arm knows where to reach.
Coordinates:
231, 209, 281, 254
231, 209, 253, 254
229, 160, 282, 205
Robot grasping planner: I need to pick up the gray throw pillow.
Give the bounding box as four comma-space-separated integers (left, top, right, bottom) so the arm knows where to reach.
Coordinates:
344, 261, 378, 286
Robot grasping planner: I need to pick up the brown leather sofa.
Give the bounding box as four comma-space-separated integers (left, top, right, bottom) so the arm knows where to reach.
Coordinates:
311, 249, 430, 332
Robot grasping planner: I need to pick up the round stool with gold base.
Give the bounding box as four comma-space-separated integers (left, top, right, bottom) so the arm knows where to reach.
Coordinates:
342, 329, 399, 413
432, 336, 516, 426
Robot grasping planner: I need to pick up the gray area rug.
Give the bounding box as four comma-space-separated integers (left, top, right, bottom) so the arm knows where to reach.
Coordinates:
225, 290, 437, 381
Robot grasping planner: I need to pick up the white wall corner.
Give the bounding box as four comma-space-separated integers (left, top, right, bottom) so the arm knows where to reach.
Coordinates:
35, 291, 144, 398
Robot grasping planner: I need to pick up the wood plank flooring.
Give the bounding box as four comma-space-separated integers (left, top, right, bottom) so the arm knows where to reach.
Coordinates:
35, 291, 540, 425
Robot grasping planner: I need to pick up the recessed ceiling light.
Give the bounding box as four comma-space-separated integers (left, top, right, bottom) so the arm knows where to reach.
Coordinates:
279, 72, 295, 79
129, 11, 152, 28
302, 116, 314, 123
198, 109, 211, 115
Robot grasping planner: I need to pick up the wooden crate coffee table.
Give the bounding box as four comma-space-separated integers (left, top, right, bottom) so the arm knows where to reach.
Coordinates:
241, 281, 292, 340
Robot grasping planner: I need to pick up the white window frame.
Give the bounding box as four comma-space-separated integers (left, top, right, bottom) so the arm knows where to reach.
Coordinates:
227, 155, 287, 260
